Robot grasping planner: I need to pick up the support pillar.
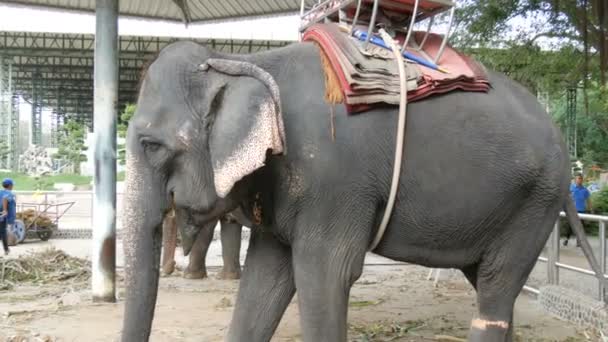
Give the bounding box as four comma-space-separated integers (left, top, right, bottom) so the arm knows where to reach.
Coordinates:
0, 57, 8, 169
31, 70, 42, 146
566, 87, 577, 160
91, 0, 118, 303
51, 87, 61, 148
10, 94, 19, 171
0, 59, 17, 171
51, 109, 58, 148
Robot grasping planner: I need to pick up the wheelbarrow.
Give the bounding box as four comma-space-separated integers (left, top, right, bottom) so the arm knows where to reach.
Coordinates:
11, 201, 75, 243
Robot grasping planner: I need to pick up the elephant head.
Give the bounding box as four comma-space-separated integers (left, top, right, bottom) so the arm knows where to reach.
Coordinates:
121, 42, 285, 341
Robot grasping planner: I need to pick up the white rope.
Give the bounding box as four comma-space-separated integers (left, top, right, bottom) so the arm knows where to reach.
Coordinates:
369, 29, 409, 251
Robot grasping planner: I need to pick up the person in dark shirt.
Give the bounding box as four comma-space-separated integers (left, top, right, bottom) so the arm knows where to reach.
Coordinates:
564, 174, 592, 247
0, 178, 16, 255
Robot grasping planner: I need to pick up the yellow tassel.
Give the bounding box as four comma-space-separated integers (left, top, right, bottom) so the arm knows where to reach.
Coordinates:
314, 42, 344, 105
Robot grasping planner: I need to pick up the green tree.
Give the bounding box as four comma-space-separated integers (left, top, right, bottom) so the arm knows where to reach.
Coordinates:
53, 120, 88, 174
118, 103, 136, 166
451, 1, 608, 172
454, 0, 607, 85
550, 83, 608, 168
463, 44, 581, 95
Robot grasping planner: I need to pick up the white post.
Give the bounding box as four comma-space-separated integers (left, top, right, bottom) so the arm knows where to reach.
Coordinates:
91, 0, 118, 303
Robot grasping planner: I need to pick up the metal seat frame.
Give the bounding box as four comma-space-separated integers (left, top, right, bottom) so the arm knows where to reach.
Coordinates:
299, 0, 455, 65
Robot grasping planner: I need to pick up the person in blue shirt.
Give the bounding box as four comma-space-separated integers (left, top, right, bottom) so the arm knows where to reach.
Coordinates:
564, 174, 592, 247
0, 178, 16, 255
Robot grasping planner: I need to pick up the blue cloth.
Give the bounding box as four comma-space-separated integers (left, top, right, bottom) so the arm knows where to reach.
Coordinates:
570, 183, 590, 213
0, 189, 16, 224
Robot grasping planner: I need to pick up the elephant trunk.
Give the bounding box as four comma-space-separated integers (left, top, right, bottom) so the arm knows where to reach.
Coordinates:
121, 150, 167, 342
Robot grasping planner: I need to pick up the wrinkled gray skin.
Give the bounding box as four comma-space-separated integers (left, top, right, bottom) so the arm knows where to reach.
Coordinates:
160, 212, 243, 280
122, 40, 604, 342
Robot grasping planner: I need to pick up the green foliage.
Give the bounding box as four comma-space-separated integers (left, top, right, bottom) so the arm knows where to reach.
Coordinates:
33, 176, 53, 191
463, 45, 582, 94
453, 1, 608, 171
53, 120, 88, 174
118, 104, 136, 166
454, 0, 603, 91
591, 187, 608, 215
454, 0, 604, 51
550, 84, 608, 169
118, 103, 136, 139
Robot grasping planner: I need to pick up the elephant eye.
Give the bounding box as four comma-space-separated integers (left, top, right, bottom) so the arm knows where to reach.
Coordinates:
139, 137, 172, 169
144, 141, 161, 152
140, 139, 163, 153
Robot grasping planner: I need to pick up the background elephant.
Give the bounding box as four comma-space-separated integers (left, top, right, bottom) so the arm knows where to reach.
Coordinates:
122, 40, 604, 342
161, 211, 243, 280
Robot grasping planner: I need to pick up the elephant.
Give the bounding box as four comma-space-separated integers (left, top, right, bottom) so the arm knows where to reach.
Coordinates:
160, 209, 244, 280
121, 39, 605, 342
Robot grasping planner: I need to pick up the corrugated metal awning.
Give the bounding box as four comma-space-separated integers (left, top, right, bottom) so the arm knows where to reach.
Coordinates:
1, 0, 316, 23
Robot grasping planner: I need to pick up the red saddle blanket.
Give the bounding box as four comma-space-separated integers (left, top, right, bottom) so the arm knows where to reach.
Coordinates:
302, 23, 491, 114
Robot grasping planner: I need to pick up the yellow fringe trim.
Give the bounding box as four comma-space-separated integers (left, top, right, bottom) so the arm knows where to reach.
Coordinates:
314, 42, 344, 105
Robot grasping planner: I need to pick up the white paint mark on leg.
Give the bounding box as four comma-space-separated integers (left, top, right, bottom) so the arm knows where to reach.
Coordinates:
471, 318, 509, 331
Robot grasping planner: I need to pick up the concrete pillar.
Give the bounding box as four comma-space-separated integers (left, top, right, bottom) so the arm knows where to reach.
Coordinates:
91, 0, 118, 303
0, 57, 5, 169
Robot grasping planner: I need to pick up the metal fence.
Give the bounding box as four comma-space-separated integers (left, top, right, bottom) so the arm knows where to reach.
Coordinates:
14, 190, 125, 230
523, 212, 608, 303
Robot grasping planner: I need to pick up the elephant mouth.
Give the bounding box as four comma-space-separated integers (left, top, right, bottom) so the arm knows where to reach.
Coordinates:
176, 207, 225, 256
185, 207, 223, 226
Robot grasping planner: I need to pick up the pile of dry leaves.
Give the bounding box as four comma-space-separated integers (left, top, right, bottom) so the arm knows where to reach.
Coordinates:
0, 248, 90, 290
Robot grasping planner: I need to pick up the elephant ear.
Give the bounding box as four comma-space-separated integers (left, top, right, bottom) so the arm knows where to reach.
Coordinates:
201, 58, 286, 198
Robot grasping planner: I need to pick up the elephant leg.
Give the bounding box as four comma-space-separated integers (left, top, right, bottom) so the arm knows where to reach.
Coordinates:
160, 213, 177, 276
467, 260, 515, 342
291, 219, 369, 342
218, 218, 242, 280
461, 264, 478, 290
468, 201, 559, 342
226, 230, 295, 342
184, 221, 216, 279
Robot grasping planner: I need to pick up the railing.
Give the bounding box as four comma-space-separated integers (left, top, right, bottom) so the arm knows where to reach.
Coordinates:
14, 190, 125, 229
523, 212, 608, 303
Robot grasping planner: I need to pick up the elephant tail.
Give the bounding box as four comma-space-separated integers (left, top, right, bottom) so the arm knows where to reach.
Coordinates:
562, 198, 608, 289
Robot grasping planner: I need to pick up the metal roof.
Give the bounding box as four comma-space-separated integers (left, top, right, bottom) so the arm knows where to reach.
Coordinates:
1, 0, 315, 22
0, 30, 291, 133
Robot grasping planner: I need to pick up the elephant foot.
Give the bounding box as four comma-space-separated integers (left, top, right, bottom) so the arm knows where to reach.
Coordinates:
184, 269, 208, 279
161, 261, 176, 277
217, 268, 241, 280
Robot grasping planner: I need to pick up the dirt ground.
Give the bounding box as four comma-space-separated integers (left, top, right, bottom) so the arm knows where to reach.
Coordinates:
0, 255, 598, 342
